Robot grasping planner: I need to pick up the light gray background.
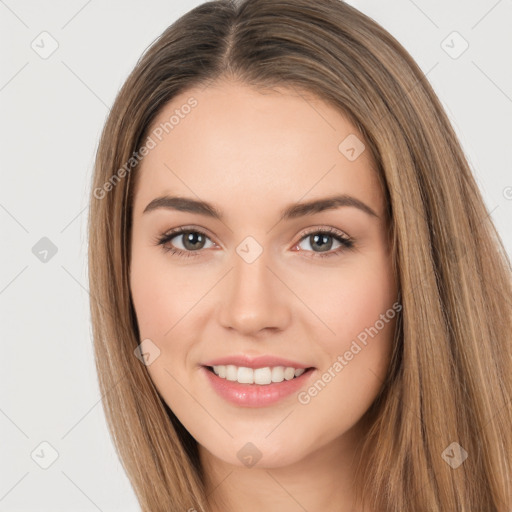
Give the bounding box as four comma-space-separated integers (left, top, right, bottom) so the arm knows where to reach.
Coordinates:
1, 1, 511, 510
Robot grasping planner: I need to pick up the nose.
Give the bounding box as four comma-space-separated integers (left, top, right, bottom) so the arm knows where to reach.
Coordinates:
217, 249, 291, 336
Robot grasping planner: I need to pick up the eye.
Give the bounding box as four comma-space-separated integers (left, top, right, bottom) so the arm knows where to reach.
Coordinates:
154, 226, 354, 259
155, 227, 215, 258
294, 227, 354, 258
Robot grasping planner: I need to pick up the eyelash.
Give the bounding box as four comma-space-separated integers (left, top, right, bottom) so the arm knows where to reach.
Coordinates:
154, 226, 354, 260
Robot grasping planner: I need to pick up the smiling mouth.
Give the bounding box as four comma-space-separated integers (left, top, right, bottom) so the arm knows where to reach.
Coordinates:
204, 365, 315, 386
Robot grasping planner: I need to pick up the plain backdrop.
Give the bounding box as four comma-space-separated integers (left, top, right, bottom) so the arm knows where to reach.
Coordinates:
1, 0, 511, 510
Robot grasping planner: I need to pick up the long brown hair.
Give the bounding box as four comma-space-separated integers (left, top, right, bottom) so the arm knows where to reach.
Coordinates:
87, 0, 512, 510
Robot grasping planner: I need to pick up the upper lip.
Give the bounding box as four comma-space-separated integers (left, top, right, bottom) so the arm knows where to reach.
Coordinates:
202, 354, 314, 370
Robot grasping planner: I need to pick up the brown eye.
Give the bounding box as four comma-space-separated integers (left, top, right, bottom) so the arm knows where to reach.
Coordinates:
178, 231, 208, 251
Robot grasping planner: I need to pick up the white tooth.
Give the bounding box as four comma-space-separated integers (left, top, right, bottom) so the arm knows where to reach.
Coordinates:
284, 367, 295, 380
254, 367, 272, 385
237, 366, 254, 384
213, 365, 304, 384
226, 365, 238, 381
271, 366, 285, 383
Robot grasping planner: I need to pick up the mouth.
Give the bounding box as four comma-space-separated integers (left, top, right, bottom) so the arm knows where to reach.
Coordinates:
201, 364, 317, 407
203, 364, 316, 386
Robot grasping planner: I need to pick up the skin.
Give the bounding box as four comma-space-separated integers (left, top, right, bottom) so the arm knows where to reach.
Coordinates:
130, 80, 398, 512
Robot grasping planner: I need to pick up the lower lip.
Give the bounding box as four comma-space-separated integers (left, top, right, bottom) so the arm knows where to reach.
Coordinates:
201, 366, 316, 407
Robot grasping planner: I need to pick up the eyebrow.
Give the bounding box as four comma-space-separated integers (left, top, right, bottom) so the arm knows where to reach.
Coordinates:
142, 194, 379, 220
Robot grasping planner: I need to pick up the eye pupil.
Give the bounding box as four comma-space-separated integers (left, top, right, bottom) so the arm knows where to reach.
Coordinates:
183, 232, 205, 250
310, 233, 333, 252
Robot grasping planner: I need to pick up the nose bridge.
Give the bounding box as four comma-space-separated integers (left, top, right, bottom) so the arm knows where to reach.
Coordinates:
218, 244, 290, 334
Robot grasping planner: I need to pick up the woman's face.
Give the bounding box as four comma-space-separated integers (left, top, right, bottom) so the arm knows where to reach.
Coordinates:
130, 81, 398, 470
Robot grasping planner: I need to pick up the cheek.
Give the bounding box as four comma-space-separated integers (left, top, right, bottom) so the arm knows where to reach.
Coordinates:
129, 242, 205, 339
296, 249, 397, 349
292, 250, 400, 410
129, 249, 200, 409
292, 254, 397, 436
129, 244, 215, 400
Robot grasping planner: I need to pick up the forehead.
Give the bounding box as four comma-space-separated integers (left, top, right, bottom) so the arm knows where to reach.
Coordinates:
132, 81, 384, 219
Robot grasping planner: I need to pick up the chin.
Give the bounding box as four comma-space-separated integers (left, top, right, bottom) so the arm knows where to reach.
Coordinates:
202, 436, 311, 470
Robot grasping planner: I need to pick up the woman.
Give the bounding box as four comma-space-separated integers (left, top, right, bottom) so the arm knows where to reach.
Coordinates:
87, 0, 512, 510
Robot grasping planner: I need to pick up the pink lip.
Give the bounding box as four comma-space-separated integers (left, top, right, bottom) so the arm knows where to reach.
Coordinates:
201, 366, 316, 407
202, 354, 313, 369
